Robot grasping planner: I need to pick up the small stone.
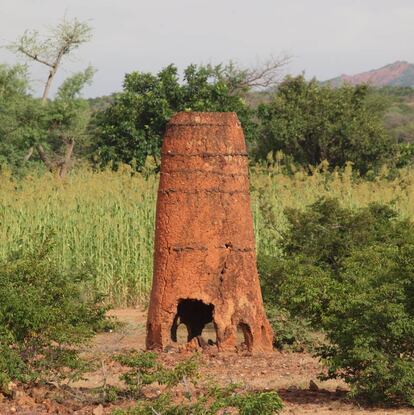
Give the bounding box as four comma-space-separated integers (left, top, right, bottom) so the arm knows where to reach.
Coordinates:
93, 404, 104, 415
30, 387, 46, 404
13, 390, 35, 407
309, 380, 319, 391
12, 390, 24, 400
335, 385, 348, 395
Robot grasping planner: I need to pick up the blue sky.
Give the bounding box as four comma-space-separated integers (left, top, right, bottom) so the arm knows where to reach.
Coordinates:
1, 0, 413, 97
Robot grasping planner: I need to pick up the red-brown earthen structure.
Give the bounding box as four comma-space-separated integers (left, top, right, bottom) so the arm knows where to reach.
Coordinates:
146, 112, 273, 353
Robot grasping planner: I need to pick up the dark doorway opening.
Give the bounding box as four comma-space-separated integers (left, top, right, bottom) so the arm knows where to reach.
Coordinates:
171, 299, 214, 343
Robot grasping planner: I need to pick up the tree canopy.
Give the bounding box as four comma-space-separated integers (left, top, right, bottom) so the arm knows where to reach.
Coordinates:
4, 17, 94, 177
93, 64, 257, 169
256, 76, 397, 173
0, 64, 37, 170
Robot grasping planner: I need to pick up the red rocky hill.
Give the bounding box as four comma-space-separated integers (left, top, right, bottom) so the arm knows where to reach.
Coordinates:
327, 61, 414, 87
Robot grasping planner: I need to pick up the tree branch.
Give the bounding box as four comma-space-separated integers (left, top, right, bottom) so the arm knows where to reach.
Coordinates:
58, 137, 75, 178
16, 48, 54, 68
228, 55, 291, 93
23, 146, 34, 162
36, 144, 54, 172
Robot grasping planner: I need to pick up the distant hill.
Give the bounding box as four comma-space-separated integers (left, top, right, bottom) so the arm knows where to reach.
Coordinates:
326, 61, 414, 88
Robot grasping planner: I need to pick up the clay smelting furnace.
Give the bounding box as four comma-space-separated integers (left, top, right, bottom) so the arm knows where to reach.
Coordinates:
146, 112, 273, 353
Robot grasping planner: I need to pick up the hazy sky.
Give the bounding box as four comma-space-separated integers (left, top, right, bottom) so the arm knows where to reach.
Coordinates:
1, 0, 413, 97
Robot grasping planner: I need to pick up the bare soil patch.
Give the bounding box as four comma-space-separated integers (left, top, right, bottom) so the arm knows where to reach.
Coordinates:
0, 308, 412, 414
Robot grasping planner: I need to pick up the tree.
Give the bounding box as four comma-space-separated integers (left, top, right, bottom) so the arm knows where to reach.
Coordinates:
9, 16, 93, 177
0, 64, 37, 172
256, 76, 396, 174
38, 66, 95, 177
260, 199, 414, 405
9, 17, 92, 103
93, 63, 259, 170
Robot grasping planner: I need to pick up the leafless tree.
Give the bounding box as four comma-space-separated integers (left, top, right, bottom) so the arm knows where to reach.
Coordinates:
237, 54, 291, 91
209, 54, 291, 95
10, 17, 92, 104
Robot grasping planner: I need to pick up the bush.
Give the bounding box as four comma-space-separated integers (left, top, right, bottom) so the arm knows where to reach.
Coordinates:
114, 351, 200, 397
0, 236, 109, 392
256, 76, 396, 174
260, 198, 414, 405
112, 352, 283, 415
320, 244, 414, 404
112, 390, 283, 415
259, 256, 316, 352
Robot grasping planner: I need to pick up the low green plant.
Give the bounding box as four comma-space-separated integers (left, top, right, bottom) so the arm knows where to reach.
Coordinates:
0, 235, 109, 392
229, 390, 284, 415
114, 351, 200, 397
113, 389, 283, 415
260, 255, 317, 352
260, 198, 414, 405
113, 352, 283, 414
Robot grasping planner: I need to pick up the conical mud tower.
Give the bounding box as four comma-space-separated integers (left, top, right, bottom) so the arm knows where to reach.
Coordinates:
146, 112, 273, 353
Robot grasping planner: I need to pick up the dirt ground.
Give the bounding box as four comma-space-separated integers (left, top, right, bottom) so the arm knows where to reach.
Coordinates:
1, 309, 412, 415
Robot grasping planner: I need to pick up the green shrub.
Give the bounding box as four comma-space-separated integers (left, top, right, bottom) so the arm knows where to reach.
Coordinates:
260, 256, 316, 351
113, 352, 283, 415
0, 236, 109, 391
116, 389, 283, 415
114, 351, 199, 397
320, 244, 414, 405
260, 198, 414, 405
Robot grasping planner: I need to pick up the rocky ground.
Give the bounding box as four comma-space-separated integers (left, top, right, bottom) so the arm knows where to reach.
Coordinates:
1, 309, 412, 415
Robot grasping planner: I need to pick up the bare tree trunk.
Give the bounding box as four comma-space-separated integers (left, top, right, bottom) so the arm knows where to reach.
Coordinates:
36, 54, 65, 171
23, 146, 34, 161
24, 62, 60, 163
58, 138, 75, 178
37, 144, 55, 172
41, 69, 56, 104
36, 137, 75, 178
41, 51, 63, 104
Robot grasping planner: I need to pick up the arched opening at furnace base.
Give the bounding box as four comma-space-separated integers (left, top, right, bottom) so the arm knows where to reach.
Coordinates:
170, 299, 215, 343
